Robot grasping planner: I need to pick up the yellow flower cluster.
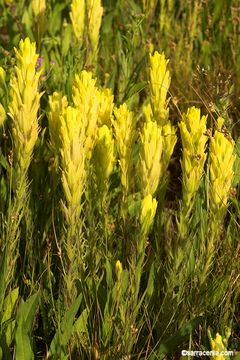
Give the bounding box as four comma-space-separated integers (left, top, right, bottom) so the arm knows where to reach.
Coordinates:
48, 92, 68, 154
139, 120, 162, 196
87, 0, 103, 56
97, 88, 114, 128
92, 125, 115, 195
31, 0, 46, 40
113, 103, 136, 195
70, 0, 103, 56
143, 50, 177, 195
48, 70, 116, 224
8, 38, 43, 186
209, 332, 229, 360
73, 70, 99, 159
136, 50, 176, 234
59, 106, 85, 223
179, 106, 208, 214
70, 0, 85, 43
149, 51, 171, 126
209, 118, 235, 221
31, 0, 46, 16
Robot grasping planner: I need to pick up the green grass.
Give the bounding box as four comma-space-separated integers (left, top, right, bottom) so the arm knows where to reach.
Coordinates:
0, 0, 240, 359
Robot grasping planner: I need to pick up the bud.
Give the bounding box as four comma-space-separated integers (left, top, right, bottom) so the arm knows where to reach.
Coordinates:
216, 116, 224, 130
115, 260, 123, 281
140, 194, 158, 236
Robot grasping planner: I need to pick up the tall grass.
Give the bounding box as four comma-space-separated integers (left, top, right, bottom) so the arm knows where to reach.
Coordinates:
0, 0, 239, 359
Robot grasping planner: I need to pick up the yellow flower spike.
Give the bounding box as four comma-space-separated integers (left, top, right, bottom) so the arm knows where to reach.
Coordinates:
149, 51, 171, 126
48, 92, 68, 154
179, 107, 208, 213
139, 120, 162, 196
31, 0, 46, 16
73, 71, 97, 109
93, 125, 115, 193
70, 0, 85, 43
59, 106, 85, 222
140, 194, 158, 237
97, 88, 114, 127
0, 103, 6, 126
73, 70, 99, 159
87, 0, 103, 56
8, 38, 43, 186
209, 126, 235, 220
31, 0, 46, 42
113, 103, 136, 194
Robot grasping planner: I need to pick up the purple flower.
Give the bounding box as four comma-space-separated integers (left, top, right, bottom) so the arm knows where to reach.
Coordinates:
35, 57, 43, 70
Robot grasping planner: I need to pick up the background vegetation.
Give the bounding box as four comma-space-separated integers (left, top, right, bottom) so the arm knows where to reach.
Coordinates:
0, 0, 240, 359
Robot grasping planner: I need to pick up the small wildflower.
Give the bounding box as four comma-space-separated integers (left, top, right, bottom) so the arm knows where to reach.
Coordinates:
35, 57, 43, 70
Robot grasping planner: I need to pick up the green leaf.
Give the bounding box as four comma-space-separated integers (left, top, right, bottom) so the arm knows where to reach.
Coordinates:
145, 262, 155, 301
49, 294, 82, 359
48, 4, 66, 36
127, 192, 141, 219
15, 292, 40, 360
105, 258, 113, 287
74, 308, 89, 335
152, 316, 203, 359
61, 24, 72, 57
212, 0, 225, 25
1, 288, 19, 348
1, 288, 18, 324
124, 81, 147, 102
